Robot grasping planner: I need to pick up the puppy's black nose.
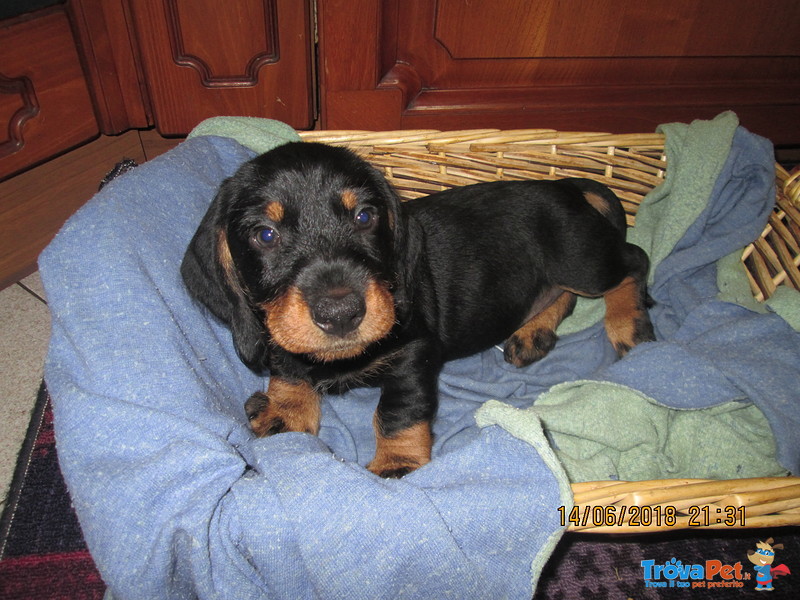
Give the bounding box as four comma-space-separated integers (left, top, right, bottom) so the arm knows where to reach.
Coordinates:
311, 289, 365, 337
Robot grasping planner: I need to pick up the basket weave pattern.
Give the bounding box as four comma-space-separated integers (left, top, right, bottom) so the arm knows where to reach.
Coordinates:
299, 129, 800, 532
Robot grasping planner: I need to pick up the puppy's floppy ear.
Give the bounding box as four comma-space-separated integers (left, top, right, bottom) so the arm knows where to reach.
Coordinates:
368, 164, 406, 263
181, 178, 269, 372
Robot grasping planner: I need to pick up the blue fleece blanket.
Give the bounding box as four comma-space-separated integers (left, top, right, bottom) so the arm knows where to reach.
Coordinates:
40, 118, 800, 599
40, 136, 570, 600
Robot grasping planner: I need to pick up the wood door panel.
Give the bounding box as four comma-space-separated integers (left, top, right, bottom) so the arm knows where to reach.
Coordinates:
68, 0, 152, 134
166, 0, 278, 86
129, 0, 313, 135
0, 9, 98, 180
319, 0, 800, 143
434, 0, 800, 59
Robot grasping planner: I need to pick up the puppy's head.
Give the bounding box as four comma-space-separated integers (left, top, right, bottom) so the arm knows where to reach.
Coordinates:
181, 142, 402, 370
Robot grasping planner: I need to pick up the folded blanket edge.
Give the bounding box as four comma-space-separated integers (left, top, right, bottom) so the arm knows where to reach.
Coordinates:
187, 116, 301, 155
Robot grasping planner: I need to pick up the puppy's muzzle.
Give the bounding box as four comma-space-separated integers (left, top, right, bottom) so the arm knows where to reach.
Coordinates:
311, 287, 366, 337
263, 256, 395, 362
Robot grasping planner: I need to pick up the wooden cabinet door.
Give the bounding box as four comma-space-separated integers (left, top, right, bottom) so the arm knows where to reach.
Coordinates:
128, 0, 314, 135
69, 0, 153, 135
0, 9, 98, 180
318, 0, 800, 142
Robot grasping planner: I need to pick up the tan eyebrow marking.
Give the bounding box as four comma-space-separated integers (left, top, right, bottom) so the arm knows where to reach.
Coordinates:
341, 189, 359, 211
265, 201, 284, 222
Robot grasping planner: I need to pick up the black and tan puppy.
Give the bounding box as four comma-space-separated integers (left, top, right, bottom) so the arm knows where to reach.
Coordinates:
181, 142, 655, 477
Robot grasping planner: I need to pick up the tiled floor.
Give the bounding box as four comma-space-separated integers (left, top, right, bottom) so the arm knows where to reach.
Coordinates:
0, 272, 50, 510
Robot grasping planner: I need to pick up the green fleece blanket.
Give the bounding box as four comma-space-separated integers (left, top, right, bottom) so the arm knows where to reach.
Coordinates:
477, 386, 780, 483
188, 116, 301, 153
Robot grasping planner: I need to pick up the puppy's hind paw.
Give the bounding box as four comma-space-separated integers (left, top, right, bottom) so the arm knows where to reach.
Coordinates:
503, 328, 557, 367
610, 314, 656, 358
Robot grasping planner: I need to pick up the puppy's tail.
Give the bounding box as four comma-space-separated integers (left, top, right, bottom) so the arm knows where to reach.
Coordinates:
564, 178, 627, 235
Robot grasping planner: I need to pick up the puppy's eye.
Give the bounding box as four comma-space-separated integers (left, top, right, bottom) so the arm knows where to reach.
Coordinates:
354, 208, 377, 231
252, 226, 280, 249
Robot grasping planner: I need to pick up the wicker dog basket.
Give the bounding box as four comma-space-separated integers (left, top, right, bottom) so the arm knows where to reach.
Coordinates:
299, 128, 800, 534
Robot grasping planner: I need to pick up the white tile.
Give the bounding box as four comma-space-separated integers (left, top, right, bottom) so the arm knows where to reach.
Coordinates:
19, 271, 47, 302
0, 278, 50, 505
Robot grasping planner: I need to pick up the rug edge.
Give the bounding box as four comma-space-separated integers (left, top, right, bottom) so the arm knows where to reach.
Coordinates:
0, 380, 51, 557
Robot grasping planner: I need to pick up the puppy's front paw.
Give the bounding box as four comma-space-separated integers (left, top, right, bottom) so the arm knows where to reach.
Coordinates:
245, 378, 322, 437
368, 420, 432, 478
503, 328, 557, 367
245, 392, 289, 436
366, 456, 427, 479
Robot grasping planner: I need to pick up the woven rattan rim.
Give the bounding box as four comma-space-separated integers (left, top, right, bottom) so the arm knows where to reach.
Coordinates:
298, 129, 800, 532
